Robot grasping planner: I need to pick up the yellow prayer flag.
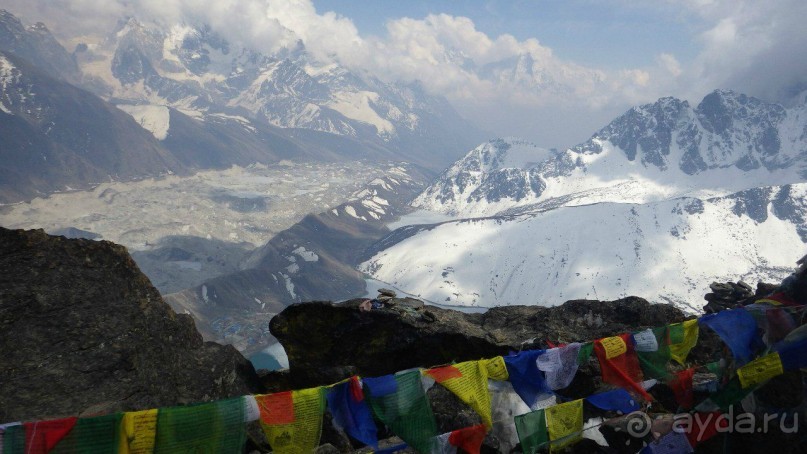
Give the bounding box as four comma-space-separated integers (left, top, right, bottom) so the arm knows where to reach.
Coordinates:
737, 352, 784, 388
481, 356, 509, 381
427, 360, 497, 428
118, 409, 158, 454
545, 399, 583, 452
256, 387, 326, 454
600, 336, 627, 359
669, 319, 699, 365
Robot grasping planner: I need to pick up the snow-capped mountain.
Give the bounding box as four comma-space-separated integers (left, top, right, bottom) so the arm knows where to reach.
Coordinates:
416, 90, 807, 217
366, 90, 807, 312
363, 183, 807, 312
0, 10, 453, 203
73, 17, 480, 169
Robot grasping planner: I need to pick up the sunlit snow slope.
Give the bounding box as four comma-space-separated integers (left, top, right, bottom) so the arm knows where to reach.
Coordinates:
365, 90, 807, 312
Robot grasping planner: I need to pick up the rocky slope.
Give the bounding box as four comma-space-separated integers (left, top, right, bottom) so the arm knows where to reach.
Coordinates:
0, 227, 261, 422
164, 164, 432, 355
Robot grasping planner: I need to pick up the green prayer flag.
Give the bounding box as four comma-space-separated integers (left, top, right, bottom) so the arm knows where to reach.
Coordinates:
709, 377, 754, 410
577, 343, 594, 364
706, 361, 724, 381
637, 326, 672, 380
365, 370, 438, 453
515, 409, 548, 454
154, 396, 247, 453
669, 323, 685, 344
50, 413, 122, 453
2, 425, 25, 454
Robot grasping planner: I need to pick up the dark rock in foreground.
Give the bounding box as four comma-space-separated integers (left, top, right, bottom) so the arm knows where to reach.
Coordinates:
270, 296, 688, 388
0, 228, 262, 422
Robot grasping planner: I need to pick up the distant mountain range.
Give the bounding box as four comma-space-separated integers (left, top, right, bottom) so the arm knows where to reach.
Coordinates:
0, 9, 482, 203
414, 90, 807, 217
362, 90, 807, 312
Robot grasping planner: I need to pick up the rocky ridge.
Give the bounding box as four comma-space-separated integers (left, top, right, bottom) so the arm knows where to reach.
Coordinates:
0, 227, 261, 422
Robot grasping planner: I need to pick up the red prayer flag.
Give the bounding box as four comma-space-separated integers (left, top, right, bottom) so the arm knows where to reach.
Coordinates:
594, 333, 652, 401
255, 391, 295, 424
425, 365, 464, 383
24, 417, 77, 453
447, 424, 487, 454
670, 368, 695, 410
685, 412, 727, 447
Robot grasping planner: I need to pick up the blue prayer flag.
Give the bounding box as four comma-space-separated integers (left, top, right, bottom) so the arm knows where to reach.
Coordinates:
504, 350, 554, 409
585, 388, 640, 414
326, 377, 378, 449
363, 374, 398, 397
775, 336, 807, 371
699, 309, 763, 365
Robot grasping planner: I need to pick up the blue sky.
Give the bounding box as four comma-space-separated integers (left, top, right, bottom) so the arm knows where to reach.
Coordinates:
313, 0, 703, 69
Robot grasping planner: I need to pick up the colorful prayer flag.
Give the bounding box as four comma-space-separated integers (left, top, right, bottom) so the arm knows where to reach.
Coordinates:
736, 352, 784, 388
594, 334, 651, 401
668, 320, 699, 365
585, 389, 640, 414
699, 309, 763, 365
1, 424, 24, 454
536, 343, 582, 390
119, 409, 158, 454
775, 336, 807, 371
365, 370, 438, 453
641, 430, 693, 454
256, 387, 326, 454
545, 399, 583, 452
22, 417, 77, 454
669, 368, 694, 410
326, 377, 378, 449
637, 326, 672, 380
50, 413, 122, 453
425, 360, 498, 428
434, 424, 487, 454
504, 350, 553, 410
515, 409, 548, 454
154, 397, 247, 453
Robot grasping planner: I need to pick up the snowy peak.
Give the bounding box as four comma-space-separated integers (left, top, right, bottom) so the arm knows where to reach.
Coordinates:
334, 164, 425, 222
412, 139, 552, 216
0, 9, 80, 83
58, 13, 479, 169
574, 90, 804, 175
417, 91, 807, 218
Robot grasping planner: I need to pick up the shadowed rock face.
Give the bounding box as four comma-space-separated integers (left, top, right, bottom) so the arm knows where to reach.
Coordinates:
0, 228, 262, 422
269, 296, 690, 388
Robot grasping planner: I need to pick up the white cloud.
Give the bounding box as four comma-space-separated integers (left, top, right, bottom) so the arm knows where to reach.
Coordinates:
669, 0, 807, 103
4, 0, 805, 146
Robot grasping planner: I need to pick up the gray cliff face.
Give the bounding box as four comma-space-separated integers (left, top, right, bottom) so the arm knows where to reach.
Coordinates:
573, 89, 799, 174
0, 10, 80, 83
0, 228, 262, 422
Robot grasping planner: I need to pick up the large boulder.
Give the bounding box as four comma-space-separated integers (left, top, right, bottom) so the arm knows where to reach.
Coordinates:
0, 228, 262, 422
269, 296, 689, 388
